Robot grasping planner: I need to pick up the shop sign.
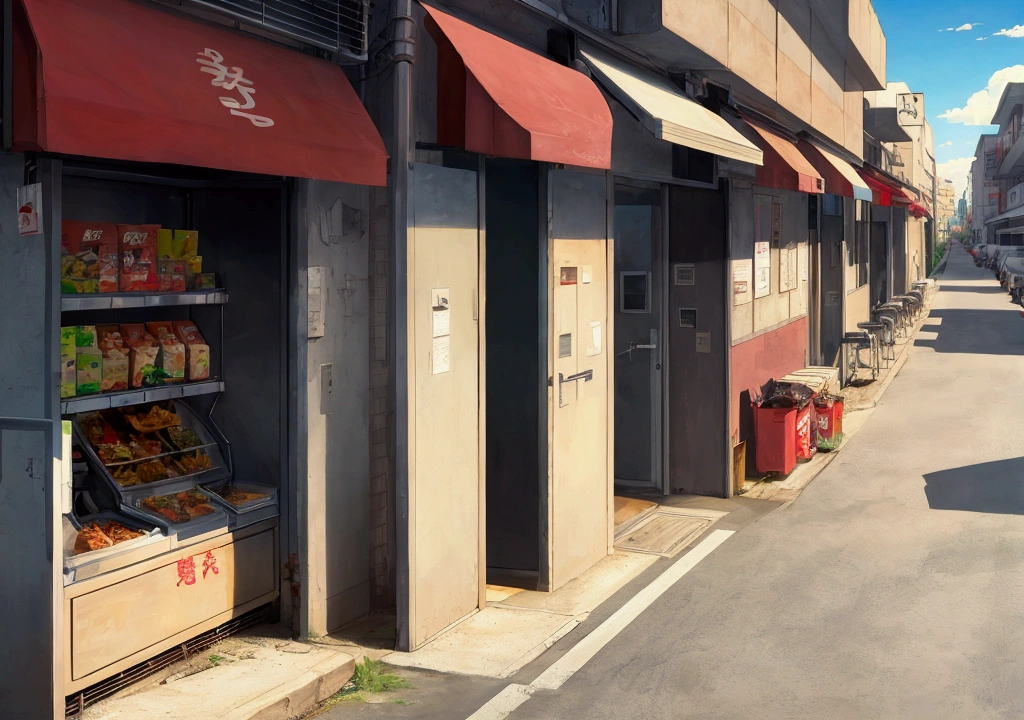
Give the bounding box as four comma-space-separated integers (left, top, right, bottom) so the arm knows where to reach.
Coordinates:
197, 48, 275, 128
17, 184, 42, 237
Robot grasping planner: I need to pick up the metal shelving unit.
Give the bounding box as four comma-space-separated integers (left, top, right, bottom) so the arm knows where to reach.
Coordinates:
61, 380, 225, 414
61, 290, 228, 312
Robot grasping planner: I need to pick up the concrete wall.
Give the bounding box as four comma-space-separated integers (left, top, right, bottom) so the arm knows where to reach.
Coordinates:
730, 182, 810, 342
907, 216, 926, 285
616, 0, 884, 159
845, 284, 871, 332
0, 152, 60, 718
297, 180, 372, 637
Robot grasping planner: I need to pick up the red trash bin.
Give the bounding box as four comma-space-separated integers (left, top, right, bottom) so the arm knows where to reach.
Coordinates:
754, 405, 797, 475
813, 395, 844, 451
796, 404, 816, 462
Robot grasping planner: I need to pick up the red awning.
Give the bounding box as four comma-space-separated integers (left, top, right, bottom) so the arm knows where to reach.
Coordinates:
743, 123, 823, 193
909, 203, 930, 219
423, 4, 612, 170
13, 0, 387, 185
857, 169, 916, 208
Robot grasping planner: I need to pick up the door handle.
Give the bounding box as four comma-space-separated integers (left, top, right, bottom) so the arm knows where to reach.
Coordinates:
558, 369, 594, 406
633, 344, 657, 350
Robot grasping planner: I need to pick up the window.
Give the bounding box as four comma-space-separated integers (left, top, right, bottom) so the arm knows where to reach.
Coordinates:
853, 200, 870, 288
619, 272, 651, 313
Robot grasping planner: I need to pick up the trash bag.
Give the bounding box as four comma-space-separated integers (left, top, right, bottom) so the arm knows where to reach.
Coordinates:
761, 380, 814, 409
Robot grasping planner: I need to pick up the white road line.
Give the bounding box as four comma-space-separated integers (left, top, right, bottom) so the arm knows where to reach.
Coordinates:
466, 684, 535, 720
465, 528, 735, 719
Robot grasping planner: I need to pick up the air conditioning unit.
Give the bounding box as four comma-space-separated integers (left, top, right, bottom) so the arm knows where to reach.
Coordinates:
191, 0, 370, 62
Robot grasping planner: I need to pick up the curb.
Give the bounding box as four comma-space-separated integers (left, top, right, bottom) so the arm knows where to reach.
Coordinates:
224, 652, 355, 720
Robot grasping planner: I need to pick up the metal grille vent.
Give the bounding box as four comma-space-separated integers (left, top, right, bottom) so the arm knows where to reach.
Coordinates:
192, 0, 370, 60
65, 604, 272, 718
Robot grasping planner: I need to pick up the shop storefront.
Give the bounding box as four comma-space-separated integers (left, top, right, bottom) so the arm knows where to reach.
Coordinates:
726, 119, 823, 478
0, 0, 386, 716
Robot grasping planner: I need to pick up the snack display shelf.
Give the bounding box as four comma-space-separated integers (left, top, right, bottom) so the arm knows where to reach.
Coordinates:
73, 401, 231, 503
63, 511, 172, 585
61, 289, 228, 311
202, 480, 280, 529
61, 379, 225, 414
133, 490, 230, 542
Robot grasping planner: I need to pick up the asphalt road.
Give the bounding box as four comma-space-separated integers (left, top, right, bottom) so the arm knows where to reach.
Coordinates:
322, 244, 1024, 719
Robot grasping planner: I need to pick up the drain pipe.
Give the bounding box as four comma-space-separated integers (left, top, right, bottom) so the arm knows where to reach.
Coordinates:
390, 0, 415, 654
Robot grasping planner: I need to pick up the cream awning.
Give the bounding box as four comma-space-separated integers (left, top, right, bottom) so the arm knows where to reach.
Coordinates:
580, 48, 763, 166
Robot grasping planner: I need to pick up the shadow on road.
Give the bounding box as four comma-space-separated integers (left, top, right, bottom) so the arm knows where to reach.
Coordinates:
914, 309, 1024, 356
924, 458, 1024, 515
935, 284, 1006, 293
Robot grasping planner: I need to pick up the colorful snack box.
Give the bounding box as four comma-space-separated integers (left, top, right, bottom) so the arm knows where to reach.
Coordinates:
157, 229, 174, 260
198, 273, 217, 289
61, 221, 119, 294
146, 321, 186, 382
76, 347, 103, 395
172, 320, 211, 381
117, 224, 160, 292
96, 324, 129, 392
60, 327, 77, 399
74, 325, 97, 349
157, 259, 187, 292
121, 324, 160, 388
173, 230, 199, 259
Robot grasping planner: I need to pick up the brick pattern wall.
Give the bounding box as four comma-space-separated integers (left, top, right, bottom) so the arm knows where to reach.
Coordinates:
368, 186, 392, 610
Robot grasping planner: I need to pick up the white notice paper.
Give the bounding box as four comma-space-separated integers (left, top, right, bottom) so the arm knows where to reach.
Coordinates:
733, 259, 752, 304
432, 335, 450, 374
754, 242, 770, 298
432, 288, 450, 338
586, 321, 602, 357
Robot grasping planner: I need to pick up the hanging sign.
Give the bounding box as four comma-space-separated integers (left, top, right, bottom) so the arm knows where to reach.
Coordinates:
17, 184, 42, 236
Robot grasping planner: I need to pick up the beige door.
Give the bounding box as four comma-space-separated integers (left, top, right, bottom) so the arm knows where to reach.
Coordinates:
545, 170, 612, 592
405, 163, 481, 649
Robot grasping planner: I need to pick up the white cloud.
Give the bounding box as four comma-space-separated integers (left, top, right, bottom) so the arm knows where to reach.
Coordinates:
993, 25, 1024, 38
978, 37, 987, 41
937, 157, 975, 200
939, 141, 953, 148
954, 23, 979, 32
939, 65, 1024, 125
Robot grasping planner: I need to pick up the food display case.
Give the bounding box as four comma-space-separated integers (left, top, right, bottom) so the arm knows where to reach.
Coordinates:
55, 165, 288, 698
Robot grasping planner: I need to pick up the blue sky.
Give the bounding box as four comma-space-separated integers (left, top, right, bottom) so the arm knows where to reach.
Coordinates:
871, 0, 1024, 198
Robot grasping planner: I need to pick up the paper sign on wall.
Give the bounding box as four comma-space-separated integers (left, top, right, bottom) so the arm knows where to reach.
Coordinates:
733, 259, 752, 305
754, 242, 771, 298
17, 184, 42, 237
431, 288, 451, 375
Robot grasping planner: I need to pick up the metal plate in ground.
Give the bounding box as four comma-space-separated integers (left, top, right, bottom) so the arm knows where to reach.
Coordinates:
613, 510, 713, 557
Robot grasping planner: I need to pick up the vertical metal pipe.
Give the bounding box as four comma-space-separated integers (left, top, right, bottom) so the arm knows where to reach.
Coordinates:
391, 0, 415, 653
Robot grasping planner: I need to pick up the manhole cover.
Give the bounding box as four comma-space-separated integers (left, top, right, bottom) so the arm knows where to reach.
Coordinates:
614, 512, 712, 557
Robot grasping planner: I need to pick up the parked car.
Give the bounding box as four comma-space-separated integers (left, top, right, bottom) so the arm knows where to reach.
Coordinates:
997, 249, 1024, 287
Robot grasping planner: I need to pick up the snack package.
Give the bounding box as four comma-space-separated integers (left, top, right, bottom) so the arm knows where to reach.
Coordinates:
75, 326, 97, 349
121, 324, 160, 387
157, 259, 187, 292
198, 273, 217, 289
76, 347, 103, 395
172, 320, 211, 381
186, 256, 203, 289
96, 324, 129, 392
117, 224, 160, 292
146, 321, 185, 382
60, 327, 77, 399
61, 222, 119, 294
173, 230, 199, 259
157, 229, 174, 260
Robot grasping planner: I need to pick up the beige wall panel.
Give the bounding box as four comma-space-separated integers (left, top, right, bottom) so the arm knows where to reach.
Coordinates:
778, 51, 812, 123
728, 5, 778, 101
811, 83, 846, 147
845, 284, 871, 332
663, 0, 730, 65
845, 114, 863, 158
730, 183, 756, 342
408, 163, 480, 648
777, 3, 812, 75
729, 0, 778, 40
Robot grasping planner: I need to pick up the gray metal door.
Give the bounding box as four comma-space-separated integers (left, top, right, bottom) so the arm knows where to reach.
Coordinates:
819, 196, 845, 366
613, 184, 663, 490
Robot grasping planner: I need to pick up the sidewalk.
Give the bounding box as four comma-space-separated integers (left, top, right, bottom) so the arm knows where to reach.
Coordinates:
741, 280, 939, 504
